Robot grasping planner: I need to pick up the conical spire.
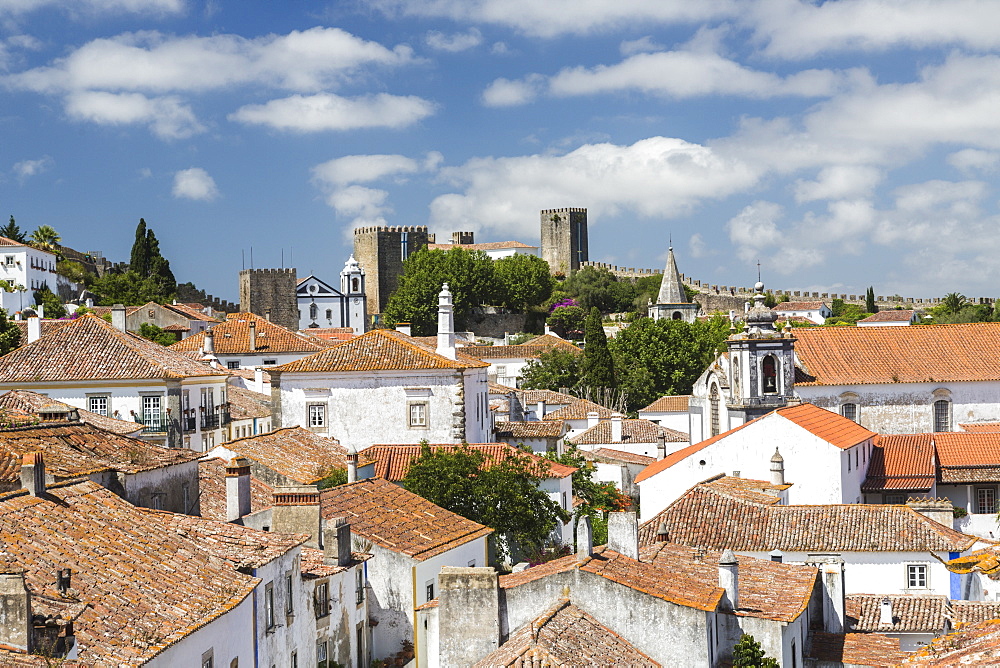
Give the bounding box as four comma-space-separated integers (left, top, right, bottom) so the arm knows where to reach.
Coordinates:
656, 247, 688, 305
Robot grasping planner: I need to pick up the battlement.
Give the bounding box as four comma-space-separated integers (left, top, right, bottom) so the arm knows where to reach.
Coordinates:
540, 208, 587, 215
239, 268, 295, 276
353, 225, 429, 234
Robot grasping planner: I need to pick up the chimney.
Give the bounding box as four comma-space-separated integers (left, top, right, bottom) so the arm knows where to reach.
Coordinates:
906, 497, 954, 527
576, 514, 593, 560
655, 521, 669, 543
254, 366, 264, 390
437, 283, 456, 360
656, 434, 666, 461
807, 556, 846, 633
879, 597, 893, 626
587, 411, 599, 429
20, 452, 44, 496
536, 400, 545, 420
347, 444, 358, 483
265, 309, 271, 322
248, 320, 257, 351
718, 549, 739, 610
271, 485, 322, 548
203, 328, 215, 354
85, 298, 93, 308
323, 517, 352, 567
607, 512, 639, 561
438, 567, 500, 667
225, 457, 252, 521
770, 447, 785, 485
0, 572, 31, 652
36, 303, 43, 319
111, 304, 126, 331
610, 413, 623, 442
27, 316, 40, 344
55, 568, 72, 594
395, 323, 412, 336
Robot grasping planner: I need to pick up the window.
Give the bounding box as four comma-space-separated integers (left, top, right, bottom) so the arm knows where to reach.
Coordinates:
325, 309, 332, 320
562, 492, 568, 510
317, 641, 328, 668
425, 579, 434, 603
308, 404, 326, 429
88, 395, 109, 417
262, 358, 277, 365
977, 487, 997, 515
3, 255, 14, 267
356, 569, 364, 604
885, 493, 905, 505
933, 399, 951, 432
709, 384, 720, 437
840, 403, 857, 422
315, 581, 330, 618
309, 304, 318, 320
227, 361, 240, 370
356, 625, 364, 668
265, 582, 275, 630
285, 574, 293, 615
201, 650, 214, 668
409, 402, 428, 428
352, 277, 360, 292
761, 355, 778, 394
142, 395, 161, 426
907, 564, 928, 589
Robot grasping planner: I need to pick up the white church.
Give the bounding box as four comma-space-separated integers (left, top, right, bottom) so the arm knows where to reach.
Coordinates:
296, 255, 367, 334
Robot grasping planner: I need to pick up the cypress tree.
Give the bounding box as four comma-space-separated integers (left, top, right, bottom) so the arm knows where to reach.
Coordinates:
130, 219, 150, 277
865, 286, 877, 313
146, 230, 176, 296
579, 307, 616, 390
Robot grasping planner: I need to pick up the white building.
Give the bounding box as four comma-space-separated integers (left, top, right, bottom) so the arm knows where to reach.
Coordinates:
296, 255, 368, 334
857, 309, 921, 326
637, 394, 692, 434
568, 414, 688, 459
427, 240, 539, 259
461, 334, 581, 388
771, 301, 832, 324
0, 235, 75, 314
272, 285, 492, 451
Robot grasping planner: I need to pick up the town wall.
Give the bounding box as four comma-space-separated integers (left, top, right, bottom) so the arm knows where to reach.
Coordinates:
239, 268, 298, 330
540, 208, 588, 276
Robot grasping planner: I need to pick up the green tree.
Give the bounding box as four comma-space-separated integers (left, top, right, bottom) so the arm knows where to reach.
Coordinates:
56, 260, 88, 284
494, 254, 555, 310
732, 634, 779, 668
562, 266, 635, 313
546, 304, 586, 339
403, 443, 567, 562
544, 446, 631, 545
89, 271, 173, 306
942, 292, 968, 315
579, 307, 615, 389
316, 468, 348, 490
865, 286, 877, 313
0, 308, 20, 354
146, 230, 177, 296
610, 316, 730, 411
383, 248, 499, 335
130, 218, 150, 276
520, 348, 582, 392
32, 285, 66, 318
763, 291, 777, 308
138, 322, 179, 346
28, 225, 60, 252
0, 216, 25, 243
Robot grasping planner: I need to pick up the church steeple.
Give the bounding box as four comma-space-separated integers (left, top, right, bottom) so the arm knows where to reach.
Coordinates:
656, 247, 688, 305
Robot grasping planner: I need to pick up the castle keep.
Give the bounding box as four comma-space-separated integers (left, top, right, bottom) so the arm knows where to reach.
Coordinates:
540, 207, 588, 276
353, 226, 430, 317
238, 268, 298, 330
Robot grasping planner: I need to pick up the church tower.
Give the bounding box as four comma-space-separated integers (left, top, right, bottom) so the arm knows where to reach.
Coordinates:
648, 247, 700, 323
724, 280, 797, 426
340, 255, 367, 334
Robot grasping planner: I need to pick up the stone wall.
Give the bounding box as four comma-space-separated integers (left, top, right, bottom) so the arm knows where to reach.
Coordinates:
239, 268, 298, 330
540, 208, 588, 276
353, 226, 430, 316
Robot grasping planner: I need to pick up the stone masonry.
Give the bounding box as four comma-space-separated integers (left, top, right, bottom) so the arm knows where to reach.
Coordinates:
353, 226, 430, 317
540, 208, 588, 276
239, 268, 298, 330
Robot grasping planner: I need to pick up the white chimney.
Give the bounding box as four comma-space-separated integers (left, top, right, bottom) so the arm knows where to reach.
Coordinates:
879, 597, 893, 626
248, 320, 257, 351
611, 413, 623, 442
85, 298, 94, 308
436, 283, 456, 360
204, 328, 215, 354
347, 443, 358, 483
36, 303, 44, 319
254, 366, 264, 390
536, 400, 546, 420
607, 512, 639, 560
587, 411, 599, 429
225, 457, 252, 521
656, 434, 666, 461
111, 304, 127, 332
395, 323, 412, 336
770, 447, 785, 485
20, 452, 45, 497
718, 549, 739, 610
27, 316, 41, 344
577, 514, 593, 560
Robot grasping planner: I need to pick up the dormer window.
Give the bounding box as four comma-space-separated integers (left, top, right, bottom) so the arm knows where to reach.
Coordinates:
762, 355, 778, 394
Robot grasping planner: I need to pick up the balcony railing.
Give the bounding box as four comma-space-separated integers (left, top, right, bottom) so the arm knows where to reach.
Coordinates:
182, 416, 197, 432
139, 416, 168, 434
201, 413, 219, 430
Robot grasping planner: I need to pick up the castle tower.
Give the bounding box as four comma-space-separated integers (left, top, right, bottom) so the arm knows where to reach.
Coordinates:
353, 226, 430, 318
239, 268, 298, 330
648, 247, 700, 323
540, 208, 588, 276
339, 254, 367, 334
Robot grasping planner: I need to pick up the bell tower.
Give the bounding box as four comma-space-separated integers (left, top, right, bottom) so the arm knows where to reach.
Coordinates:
340, 254, 367, 334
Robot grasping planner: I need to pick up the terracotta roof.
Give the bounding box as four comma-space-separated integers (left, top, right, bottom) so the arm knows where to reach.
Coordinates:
489, 381, 518, 395
0, 235, 29, 247
568, 418, 687, 445
635, 403, 872, 484
471, 599, 661, 667
170, 313, 328, 356
215, 427, 350, 485
319, 477, 492, 561
299, 547, 372, 579
225, 383, 271, 420
584, 448, 655, 466
0, 314, 229, 382
794, 322, 1000, 386
227, 366, 271, 383
273, 328, 489, 373
427, 240, 537, 252
873, 432, 1000, 485
950, 600, 1000, 628
162, 302, 221, 322
520, 334, 580, 352
0, 422, 200, 479
862, 435, 936, 492
638, 395, 691, 413
858, 310, 916, 323
493, 420, 566, 439
638, 483, 976, 552
12, 319, 70, 343
699, 474, 789, 504
0, 389, 144, 435
197, 457, 274, 521
960, 421, 1000, 433
462, 344, 564, 360
903, 618, 1000, 665
0, 480, 261, 665
361, 443, 576, 480
516, 388, 577, 405
543, 398, 615, 421
846, 595, 949, 633
304, 327, 357, 342
772, 301, 826, 311
807, 632, 907, 668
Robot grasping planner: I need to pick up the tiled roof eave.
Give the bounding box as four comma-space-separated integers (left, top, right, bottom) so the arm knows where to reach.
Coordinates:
796, 376, 1000, 386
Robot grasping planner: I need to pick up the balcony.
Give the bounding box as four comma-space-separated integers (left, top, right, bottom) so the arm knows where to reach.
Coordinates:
201, 413, 220, 430
140, 416, 168, 434
182, 416, 197, 432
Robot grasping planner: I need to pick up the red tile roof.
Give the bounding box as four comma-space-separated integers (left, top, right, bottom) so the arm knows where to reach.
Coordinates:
585, 448, 655, 466
516, 388, 577, 405
304, 327, 357, 342
904, 618, 1000, 665
216, 427, 350, 485
493, 420, 566, 439
960, 421, 1000, 433
361, 443, 576, 480
568, 418, 687, 445
226, 383, 271, 420
699, 474, 789, 504
0, 389, 143, 435
427, 240, 537, 252
171, 313, 329, 355
863, 435, 936, 492
520, 334, 580, 352
273, 328, 489, 373
858, 309, 917, 323
542, 398, 615, 421
638, 395, 691, 413
950, 600, 1000, 628
846, 594, 949, 633
873, 432, 1000, 485
0, 314, 229, 382
794, 322, 1000, 386
807, 632, 906, 668
197, 457, 274, 521
772, 301, 827, 311
319, 477, 493, 561
12, 319, 70, 343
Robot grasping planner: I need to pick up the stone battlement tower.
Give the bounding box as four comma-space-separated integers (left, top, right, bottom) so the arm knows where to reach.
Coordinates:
540, 208, 588, 276
353, 226, 430, 317
239, 268, 298, 330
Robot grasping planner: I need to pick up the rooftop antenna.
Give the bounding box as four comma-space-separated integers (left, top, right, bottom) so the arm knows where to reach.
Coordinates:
242, 249, 245, 270
757, 259, 761, 283
250, 246, 254, 269
281, 248, 284, 268
669, 232, 672, 250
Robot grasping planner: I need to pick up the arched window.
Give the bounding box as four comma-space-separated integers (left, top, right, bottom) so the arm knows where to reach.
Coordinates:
672, 311, 682, 320
761, 355, 778, 394
840, 403, 858, 422
352, 277, 360, 292
325, 309, 332, 320
933, 399, 951, 432
710, 384, 720, 437
309, 304, 318, 320
732, 362, 741, 398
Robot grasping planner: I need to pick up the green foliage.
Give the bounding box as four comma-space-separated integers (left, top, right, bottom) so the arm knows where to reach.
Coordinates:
316, 468, 348, 490
0, 308, 20, 355
138, 322, 178, 346
561, 266, 635, 313
56, 260, 88, 284
383, 248, 499, 335
1, 216, 25, 243
825, 299, 871, 326
610, 316, 730, 412
546, 305, 586, 339
125, 219, 176, 299
732, 634, 779, 668
89, 271, 174, 306
520, 348, 582, 392
763, 291, 777, 308
777, 292, 790, 303
942, 292, 968, 315
579, 307, 615, 389
494, 254, 555, 310
32, 286, 66, 318
865, 286, 877, 314
28, 225, 60, 252
130, 219, 150, 276
506, 332, 536, 345
403, 443, 568, 562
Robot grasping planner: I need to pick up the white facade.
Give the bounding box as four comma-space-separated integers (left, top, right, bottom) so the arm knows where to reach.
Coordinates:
147, 595, 255, 667
296, 256, 367, 334
0, 242, 71, 314
773, 303, 832, 324
636, 408, 691, 435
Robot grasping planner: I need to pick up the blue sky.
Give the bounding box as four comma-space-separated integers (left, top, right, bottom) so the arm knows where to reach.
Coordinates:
3, 1, 1000, 302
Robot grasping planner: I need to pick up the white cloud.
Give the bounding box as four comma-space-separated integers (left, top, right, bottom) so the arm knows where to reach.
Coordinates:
481, 75, 543, 106
948, 148, 1000, 174
229, 93, 434, 131
726, 201, 785, 263
620, 36, 663, 56
311, 154, 420, 187
64, 91, 204, 139
490, 41, 509, 55
172, 167, 219, 201
794, 165, 883, 203
425, 28, 482, 52
325, 185, 390, 218
12, 155, 52, 183
0, 0, 184, 18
